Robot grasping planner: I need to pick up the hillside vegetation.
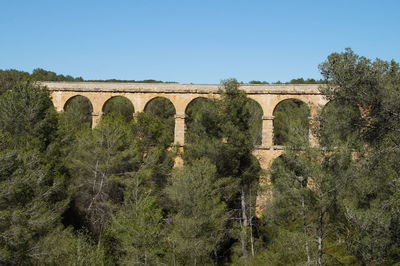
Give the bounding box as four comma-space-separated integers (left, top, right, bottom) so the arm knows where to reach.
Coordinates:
0, 49, 399, 265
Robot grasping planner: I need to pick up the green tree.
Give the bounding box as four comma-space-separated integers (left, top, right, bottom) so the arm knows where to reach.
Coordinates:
66, 111, 174, 241
66, 114, 137, 237
267, 147, 355, 265
259, 49, 400, 265
0, 69, 30, 94
30, 229, 105, 265
318, 48, 400, 264
62, 95, 93, 131
102, 112, 173, 264
273, 99, 310, 146
144, 97, 176, 144
218, 79, 261, 259
0, 82, 58, 150
165, 158, 228, 265
107, 178, 165, 265
31, 68, 83, 82
0, 83, 69, 265
184, 79, 261, 260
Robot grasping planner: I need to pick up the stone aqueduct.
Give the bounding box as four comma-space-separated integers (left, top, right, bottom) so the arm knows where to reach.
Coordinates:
44, 82, 327, 169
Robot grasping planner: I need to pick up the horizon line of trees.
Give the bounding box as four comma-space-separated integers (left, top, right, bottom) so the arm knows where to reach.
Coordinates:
0, 68, 325, 89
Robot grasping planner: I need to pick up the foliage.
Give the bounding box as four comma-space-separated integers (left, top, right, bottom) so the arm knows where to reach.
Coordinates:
144, 97, 176, 144
165, 159, 228, 264
0, 82, 58, 150
63, 95, 93, 131
31, 68, 84, 82
0, 49, 399, 265
184, 79, 262, 261
273, 99, 310, 146
258, 49, 400, 265
0, 83, 69, 265
66, 114, 136, 237
0, 69, 30, 94
107, 179, 165, 265
317, 48, 400, 264
102, 96, 135, 122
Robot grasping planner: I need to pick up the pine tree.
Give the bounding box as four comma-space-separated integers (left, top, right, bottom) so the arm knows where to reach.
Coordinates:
165, 158, 228, 265
0, 82, 69, 264
107, 177, 165, 265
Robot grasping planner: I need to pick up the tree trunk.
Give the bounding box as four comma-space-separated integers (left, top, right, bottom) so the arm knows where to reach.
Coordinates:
249, 187, 255, 257
241, 185, 249, 258
317, 210, 324, 266
301, 195, 311, 266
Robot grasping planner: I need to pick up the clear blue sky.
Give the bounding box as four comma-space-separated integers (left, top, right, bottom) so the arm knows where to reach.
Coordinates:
1, 0, 399, 83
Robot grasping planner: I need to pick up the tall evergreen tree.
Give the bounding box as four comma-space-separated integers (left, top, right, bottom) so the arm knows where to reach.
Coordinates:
165, 158, 228, 265
0, 82, 69, 264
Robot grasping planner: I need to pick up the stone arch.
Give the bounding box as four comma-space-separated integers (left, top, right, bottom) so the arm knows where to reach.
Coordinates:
144, 96, 177, 117
63, 95, 93, 112
184, 97, 218, 142
102, 96, 135, 122
63, 95, 94, 129
272, 98, 310, 145
184, 96, 214, 114
144, 96, 176, 144
245, 98, 264, 146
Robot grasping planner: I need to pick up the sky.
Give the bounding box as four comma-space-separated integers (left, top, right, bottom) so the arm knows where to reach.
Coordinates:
1, 0, 399, 84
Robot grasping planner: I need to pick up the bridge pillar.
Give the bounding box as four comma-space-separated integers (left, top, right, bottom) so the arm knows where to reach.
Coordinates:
174, 113, 186, 145
261, 116, 274, 148
92, 112, 102, 128
309, 116, 320, 147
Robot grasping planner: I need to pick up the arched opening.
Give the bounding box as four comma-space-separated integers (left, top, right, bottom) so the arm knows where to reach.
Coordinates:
245, 98, 263, 146
273, 99, 310, 146
185, 97, 219, 142
319, 101, 362, 147
63, 95, 93, 129
102, 96, 134, 122
144, 97, 176, 143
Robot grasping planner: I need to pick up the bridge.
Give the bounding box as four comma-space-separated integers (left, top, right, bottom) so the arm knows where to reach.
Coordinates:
43, 82, 327, 169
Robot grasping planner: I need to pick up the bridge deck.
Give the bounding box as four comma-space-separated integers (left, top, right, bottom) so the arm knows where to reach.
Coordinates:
41, 82, 323, 95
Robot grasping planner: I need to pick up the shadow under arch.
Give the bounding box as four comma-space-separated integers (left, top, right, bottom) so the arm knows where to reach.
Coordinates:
63, 95, 93, 129
273, 98, 310, 146
144, 96, 176, 119
185, 97, 219, 141
245, 98, 263, 146
102, 96, 134, 122
144, 96, 176, 143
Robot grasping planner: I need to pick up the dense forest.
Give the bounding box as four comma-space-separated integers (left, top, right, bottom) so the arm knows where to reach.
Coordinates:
0, 49, 399, 265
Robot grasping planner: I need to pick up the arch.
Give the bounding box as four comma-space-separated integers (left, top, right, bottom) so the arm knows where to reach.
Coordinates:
63, 95, 94, 129
102, 96, 135, 122
144, 96, 177, 118
185, 97, 218, 140
144, 96, 176, 144
245, 98, 264, 146
63, 95, 93, 112
272, 98, 310, 146
184, 96, 215, 115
